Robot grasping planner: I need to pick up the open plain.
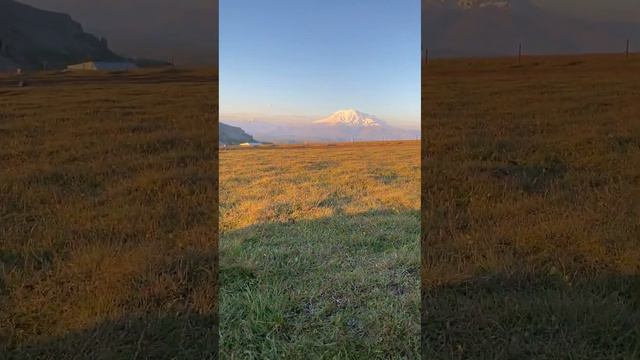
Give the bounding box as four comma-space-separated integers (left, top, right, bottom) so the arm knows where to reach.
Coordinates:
422, 54, 640, 359
0, 69, 219, 358
219, 141, 421, 358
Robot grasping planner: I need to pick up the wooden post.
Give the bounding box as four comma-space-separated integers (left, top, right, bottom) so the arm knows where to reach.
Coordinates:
518, 42, 522, 65
626, 39, 630, 60
425, 48, 429, 65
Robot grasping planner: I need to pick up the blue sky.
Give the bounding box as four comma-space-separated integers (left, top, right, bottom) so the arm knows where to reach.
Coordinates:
220, 0, 420, 129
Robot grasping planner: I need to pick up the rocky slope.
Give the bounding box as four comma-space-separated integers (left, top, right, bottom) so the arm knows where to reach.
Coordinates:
19, 0, 217, 67
219, 123, 258, 145
0, 0, 121, 71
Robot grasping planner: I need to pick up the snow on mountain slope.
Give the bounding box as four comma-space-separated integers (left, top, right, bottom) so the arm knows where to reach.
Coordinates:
223, 110, 419, 143
313, 109, 386, 128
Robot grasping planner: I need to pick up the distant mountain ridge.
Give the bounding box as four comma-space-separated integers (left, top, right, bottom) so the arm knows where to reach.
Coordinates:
0, 0, 122, 70
224, 110, 420, 144
423, 0, 640, 58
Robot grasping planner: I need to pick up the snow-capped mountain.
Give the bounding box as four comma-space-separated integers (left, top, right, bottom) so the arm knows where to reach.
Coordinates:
314, 109, 386, 128
222, 109, 419, 144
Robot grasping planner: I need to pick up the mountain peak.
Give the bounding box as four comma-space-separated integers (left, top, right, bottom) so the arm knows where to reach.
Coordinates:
314, 109, 386, 127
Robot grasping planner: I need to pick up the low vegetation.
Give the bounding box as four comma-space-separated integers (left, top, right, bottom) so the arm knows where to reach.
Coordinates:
422, 54, 640, 359
4, 54, 636, 359
219, 141, 420, 358
0, 69, 218, 358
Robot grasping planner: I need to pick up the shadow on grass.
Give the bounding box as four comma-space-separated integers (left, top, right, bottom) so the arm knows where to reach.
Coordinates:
422, 271, 640, 359
220, 208, 420, 358
2, 247, 219, 360
5, 313, 218, 360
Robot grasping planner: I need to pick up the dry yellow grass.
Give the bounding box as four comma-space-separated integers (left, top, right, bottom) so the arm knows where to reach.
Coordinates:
219, 141, 421, 358
0, 69, 219, 358
5, 53, 637, 358
422, 54, 640, 358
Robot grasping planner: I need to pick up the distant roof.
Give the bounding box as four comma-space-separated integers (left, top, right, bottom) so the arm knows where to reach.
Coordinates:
66, 61, 138, 70
69, 61, 136, 65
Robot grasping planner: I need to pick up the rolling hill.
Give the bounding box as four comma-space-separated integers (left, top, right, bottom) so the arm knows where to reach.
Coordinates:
0, 0, 122, 71
219, 123, 257, 145
18, 0, 218, 67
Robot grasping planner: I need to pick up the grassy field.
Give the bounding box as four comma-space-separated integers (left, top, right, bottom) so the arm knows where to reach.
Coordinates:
4, 54, 638, 359
0, 69, 219, 358
219, 141, 421, 358
422, 54, 640, 359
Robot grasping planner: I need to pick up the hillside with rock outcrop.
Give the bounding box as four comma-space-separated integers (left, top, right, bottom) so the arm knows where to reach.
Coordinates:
0, 0, 121, 71
219, 123, 258, 145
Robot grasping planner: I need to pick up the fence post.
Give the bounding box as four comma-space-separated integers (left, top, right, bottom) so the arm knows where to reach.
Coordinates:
518, 43, 522, 65
626, 39, 630, 60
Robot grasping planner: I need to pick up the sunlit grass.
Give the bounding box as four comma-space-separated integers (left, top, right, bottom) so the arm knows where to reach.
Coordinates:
219, 141, 421, 358
0, 70, 219, 358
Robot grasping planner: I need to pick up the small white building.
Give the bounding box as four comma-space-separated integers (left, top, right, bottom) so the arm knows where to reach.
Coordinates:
66, 61, 138, 71
239, 142, 262, 147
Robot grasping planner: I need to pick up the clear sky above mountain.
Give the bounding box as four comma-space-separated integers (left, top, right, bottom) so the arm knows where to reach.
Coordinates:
17, 0, 218, 66
220, 0, 420, 130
